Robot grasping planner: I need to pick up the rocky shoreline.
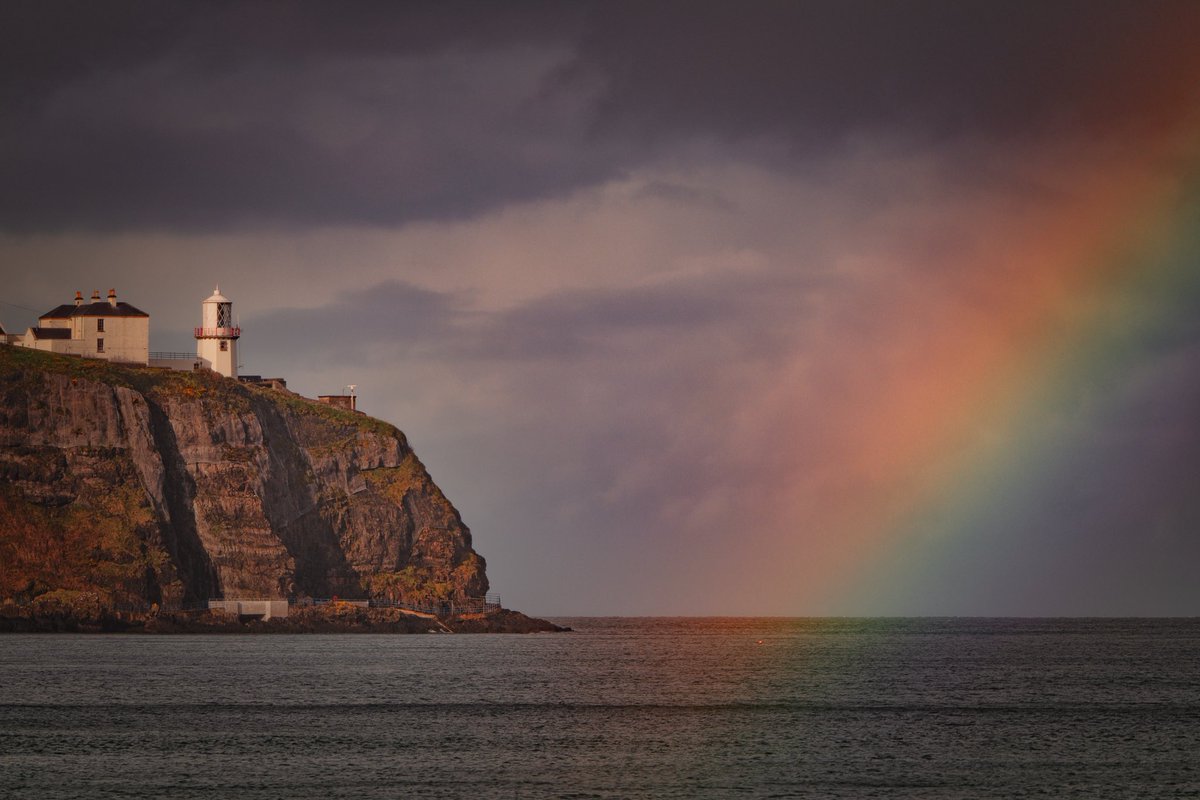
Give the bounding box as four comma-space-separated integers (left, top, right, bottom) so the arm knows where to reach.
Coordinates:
0, 602, 567, 634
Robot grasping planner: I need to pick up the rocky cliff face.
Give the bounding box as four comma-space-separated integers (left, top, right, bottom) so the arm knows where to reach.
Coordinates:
0, 346, 488, 611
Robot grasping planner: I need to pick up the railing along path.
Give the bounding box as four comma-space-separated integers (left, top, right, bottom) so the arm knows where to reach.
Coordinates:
108, 594, 502, 617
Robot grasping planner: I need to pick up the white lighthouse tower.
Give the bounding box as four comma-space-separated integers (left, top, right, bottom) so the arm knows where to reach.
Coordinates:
195, 286, 240, 378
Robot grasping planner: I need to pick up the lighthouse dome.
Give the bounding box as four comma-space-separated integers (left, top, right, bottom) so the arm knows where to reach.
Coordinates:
204, 285, 230, 304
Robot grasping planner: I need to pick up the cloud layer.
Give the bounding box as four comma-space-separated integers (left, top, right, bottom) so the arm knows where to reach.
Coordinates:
5, 2, 1200, 232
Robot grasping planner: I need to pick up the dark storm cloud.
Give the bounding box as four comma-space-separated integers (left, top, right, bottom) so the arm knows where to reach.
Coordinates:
0, 1, 601, 232
3, 1, 1199, 232
0, 0, 578, 104
0, 38, 616, 231
572, 0, 1200, 143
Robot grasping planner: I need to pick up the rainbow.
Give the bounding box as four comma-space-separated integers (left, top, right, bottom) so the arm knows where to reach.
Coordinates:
796, 127, 1200, 614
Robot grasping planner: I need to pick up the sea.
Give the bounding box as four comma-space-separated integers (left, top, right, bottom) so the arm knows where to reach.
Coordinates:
1, 617, 1198, 799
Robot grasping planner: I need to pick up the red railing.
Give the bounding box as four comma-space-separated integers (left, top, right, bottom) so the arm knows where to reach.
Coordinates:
194, 326, 241, 338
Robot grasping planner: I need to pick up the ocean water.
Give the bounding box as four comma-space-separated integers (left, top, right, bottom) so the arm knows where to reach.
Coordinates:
1, 618, 1198, 799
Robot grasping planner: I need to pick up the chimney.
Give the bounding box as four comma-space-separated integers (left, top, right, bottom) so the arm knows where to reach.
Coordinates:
108, 288, 117, 308
74, 291, 83, 307
91, 290, 100, 301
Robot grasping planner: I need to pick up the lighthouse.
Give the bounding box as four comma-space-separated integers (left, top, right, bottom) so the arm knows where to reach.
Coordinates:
195, 286, 240, 378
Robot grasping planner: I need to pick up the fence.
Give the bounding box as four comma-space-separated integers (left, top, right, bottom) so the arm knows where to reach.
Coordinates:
96, 595, 503, 618
366, 595, 502, 616
194, 327, 241, 338
109, 600, 211, 614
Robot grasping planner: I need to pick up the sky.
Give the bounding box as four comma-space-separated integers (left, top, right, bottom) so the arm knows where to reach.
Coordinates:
3, 1, 1200, 616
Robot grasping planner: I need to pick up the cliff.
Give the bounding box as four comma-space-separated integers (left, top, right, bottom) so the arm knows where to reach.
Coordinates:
0, 346, 511, 626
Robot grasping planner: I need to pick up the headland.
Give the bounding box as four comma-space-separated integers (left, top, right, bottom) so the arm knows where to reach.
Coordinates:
0, 345, 562, 633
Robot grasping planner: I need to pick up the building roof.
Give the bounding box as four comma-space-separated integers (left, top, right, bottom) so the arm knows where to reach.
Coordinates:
28, 327, 72, 340
39, 304, 77, 320
73, 301, 148, 317
38, 301, 149, 319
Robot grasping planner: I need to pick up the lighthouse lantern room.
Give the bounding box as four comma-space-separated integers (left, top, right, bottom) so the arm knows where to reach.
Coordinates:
195, 286, 240, 378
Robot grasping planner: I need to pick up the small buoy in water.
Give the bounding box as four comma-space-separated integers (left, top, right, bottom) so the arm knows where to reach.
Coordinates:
756, 639, 765, 645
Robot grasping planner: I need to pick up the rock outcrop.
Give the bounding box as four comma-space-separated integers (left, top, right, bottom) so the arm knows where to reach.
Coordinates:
0, 346, 491, 616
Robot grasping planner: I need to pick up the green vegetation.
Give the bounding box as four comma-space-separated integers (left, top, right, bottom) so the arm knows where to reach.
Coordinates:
0, 341, 146, 392
362, 452, 428, 504
256, 382, 404, 441
365, 551, 484, 607
220, 444, 257, 463
0, 477, 173, 608
0, 344, 252, 413
0, 345, 406, 442
316, 487, 351, 530
452, 552, 484, 591
367, 566, 457, 606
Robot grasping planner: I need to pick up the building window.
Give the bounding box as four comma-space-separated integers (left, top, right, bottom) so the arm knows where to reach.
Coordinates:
96, 338, 105, 353
219, 340, 228, 351
96, 319, 105, 332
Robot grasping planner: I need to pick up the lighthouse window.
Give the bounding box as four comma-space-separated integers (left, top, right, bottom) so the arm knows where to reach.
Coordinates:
220, 340, 228, 351
217, 303, 231, 328
96, 319, 104, 332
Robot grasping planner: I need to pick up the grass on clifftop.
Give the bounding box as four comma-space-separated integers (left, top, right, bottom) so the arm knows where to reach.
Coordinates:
257, 384, 401, 440
0, 344, 249, 410
0, 345, 403, 439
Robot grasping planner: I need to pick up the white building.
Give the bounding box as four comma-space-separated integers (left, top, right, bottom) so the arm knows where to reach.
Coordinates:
194, 286, 240, 378
8, 285, 249, 380
18, 289, 150, 364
